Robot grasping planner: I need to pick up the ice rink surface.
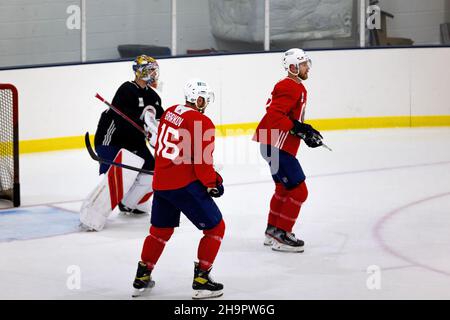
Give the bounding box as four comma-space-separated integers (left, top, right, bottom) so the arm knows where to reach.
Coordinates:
1, 127, 450, 300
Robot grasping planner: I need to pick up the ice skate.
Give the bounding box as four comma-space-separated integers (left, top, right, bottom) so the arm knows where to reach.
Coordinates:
192, 262, 223, 299
132, 261, 155, 297
119, 202, 147, 215
264, 224, 277, 246
271, 229, 304, 253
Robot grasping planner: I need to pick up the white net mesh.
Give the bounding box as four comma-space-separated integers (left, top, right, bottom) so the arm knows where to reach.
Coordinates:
0, 86, 16, 202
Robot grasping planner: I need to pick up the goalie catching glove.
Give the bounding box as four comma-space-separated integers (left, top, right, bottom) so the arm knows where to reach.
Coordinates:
207, 172, 224, 198
290, 120, 323, 148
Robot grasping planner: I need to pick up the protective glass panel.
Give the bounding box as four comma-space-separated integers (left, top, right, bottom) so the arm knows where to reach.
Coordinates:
269, 0, 358, 51
0, 0, 82, 68
178, 0, 264, 56
86, 0, 172, 61
366, 0, 450, 47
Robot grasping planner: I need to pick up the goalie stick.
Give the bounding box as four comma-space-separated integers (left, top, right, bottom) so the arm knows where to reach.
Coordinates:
84, 132, 154, 175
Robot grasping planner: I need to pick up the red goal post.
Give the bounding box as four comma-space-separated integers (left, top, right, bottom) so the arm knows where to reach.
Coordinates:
0, 83, 20, 207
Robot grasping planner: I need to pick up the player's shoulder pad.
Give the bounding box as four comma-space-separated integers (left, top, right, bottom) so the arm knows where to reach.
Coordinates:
115, 81, 137, 95
169, 104, 193, 115
275, 77, 296, 89
148, 85, 162, 101
161, 104, 191, 121
122, 81, 138, 89
198, 112, 215, 130
181, 105, 215, 129
148, 86, 161, 101
274, 78, 301, 96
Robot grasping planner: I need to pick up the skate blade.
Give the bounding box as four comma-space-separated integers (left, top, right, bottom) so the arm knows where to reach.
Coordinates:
271, 243, 304, 253
120, 211, 149, 217
192, 289, 223, 300
131, 281, 155, 298
264, 236, 274, 246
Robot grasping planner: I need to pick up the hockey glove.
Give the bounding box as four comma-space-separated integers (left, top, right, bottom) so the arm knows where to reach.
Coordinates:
207, 172, 224, 198
303, 132, 323, 148
290, 120, 323, 148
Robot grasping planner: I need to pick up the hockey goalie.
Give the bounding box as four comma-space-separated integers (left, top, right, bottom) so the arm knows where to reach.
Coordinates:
80, 55, 163, 231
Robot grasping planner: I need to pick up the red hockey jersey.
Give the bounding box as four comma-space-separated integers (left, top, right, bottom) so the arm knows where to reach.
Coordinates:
253, 77, 307, 156
152, 104, 217, 190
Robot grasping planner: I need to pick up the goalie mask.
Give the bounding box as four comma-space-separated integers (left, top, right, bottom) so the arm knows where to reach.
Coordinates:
184, 78, 215, 113
283, 48, 311, 75
133, 55, 160, 85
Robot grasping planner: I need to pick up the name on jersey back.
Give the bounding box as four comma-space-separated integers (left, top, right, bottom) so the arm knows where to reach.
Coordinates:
164, 111, 184, 127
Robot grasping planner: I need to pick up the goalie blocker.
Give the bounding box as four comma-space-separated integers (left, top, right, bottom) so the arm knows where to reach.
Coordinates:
80, 149, 153, 231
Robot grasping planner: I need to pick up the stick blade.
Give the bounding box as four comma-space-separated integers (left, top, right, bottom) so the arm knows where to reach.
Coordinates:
84, 132, 98, 160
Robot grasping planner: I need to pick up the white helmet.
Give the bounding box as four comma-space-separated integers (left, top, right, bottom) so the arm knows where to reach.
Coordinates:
184, 78, 214, 112
282, 48, 311, 73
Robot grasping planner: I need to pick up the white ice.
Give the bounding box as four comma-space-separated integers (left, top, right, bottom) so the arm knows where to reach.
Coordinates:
1, 127, 450, 299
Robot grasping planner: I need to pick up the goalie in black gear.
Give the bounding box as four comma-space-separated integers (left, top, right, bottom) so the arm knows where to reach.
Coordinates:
80, 55, 164, 231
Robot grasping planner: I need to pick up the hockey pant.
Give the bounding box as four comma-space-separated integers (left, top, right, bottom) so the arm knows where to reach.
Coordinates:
268, 182, 308, 232
141, 219, 225, 271
79, 149, 152, 231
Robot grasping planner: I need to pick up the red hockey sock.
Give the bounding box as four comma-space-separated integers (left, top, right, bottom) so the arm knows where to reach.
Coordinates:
268, 183, 289, 227
197, 219, 225, 271
141, 226, 174, 270
276, 182, 308, 232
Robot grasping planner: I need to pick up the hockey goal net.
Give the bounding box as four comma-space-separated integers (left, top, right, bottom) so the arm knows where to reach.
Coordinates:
0, 83, 20, 207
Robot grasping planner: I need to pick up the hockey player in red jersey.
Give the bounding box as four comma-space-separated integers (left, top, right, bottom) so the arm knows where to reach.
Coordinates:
254, 48, 324, 252
132, 79, 225, 299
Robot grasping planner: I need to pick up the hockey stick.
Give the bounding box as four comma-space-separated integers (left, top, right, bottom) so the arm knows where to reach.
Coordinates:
84, 132, 154, 175
321, 143, 333, 151
95, 92, 156, 155
95, 93, 147, 137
